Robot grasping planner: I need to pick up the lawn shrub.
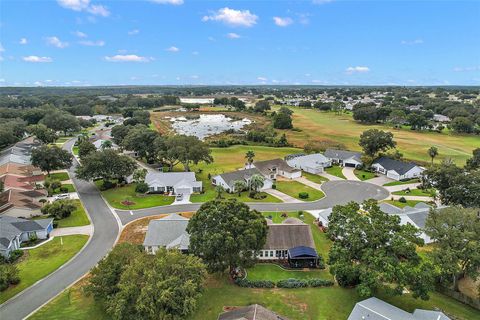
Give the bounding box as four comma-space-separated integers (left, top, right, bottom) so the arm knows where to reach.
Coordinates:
298, 192, 309, 199
0, 264, 20, 291
234, 278, 275, 288
7, 250, 24, 263
277, 278, 308, 288
272, 184, 277, 189
399, 197, 407, 203
307, 279, 334, 287
135, 182, 149, 194
99, 180, 116, 191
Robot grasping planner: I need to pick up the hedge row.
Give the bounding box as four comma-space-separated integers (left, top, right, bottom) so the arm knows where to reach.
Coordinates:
235, 277, 334, 289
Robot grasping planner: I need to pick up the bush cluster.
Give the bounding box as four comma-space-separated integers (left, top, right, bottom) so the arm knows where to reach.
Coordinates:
234, 278, 275, 288
235, 277, 333, 289
298, 192, 309, 199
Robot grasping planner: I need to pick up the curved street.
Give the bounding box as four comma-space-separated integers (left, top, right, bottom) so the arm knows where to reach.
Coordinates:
0, 140, 389, 320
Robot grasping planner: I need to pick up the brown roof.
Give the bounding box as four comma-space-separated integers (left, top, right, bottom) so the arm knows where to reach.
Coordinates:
253, 159, 299, 176
218, 304, 289, 320
0, 174, 38, 190
264, 220, 315, 250
0, 189, 45, 213
0, 163, 40, 176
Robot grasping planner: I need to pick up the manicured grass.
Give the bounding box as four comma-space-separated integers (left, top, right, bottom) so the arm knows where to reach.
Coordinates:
275, 181, 325, 201
354, 169, 376, 181
324, 165, 346, 179
0, 235, 89, 303
191, 190, 282, 203
72, 146, 79, 155
48, 172, 70, 181
392, 188, 436, 197
384, 199, 424, 208
383, 178, 420, 186
262, 211, 302, 224
302, 172, 328, 184
247, 264, 332, 281
96, 182, 175, 210
51, 183, 76, 195
55, 199, 90, 228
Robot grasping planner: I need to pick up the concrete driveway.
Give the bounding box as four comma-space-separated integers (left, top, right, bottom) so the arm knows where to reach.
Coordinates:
264, 188, 301, 203
366, 175, 393, 186
341, 167, 360, 181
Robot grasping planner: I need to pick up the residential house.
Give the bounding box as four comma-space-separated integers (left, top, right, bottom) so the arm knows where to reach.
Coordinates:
260, 218, 319, 268
249, 158, 301, 180
212, 168, 273, 193
433, 114, 451, 123
0, 215, 53, 258
348, 297, 450, 320
218, 304, 289, 320
372, 157, 424, 181
285, 153, 331, 174
92, 139, 119, 150
0, 189, 48, 218
324, 149, 363, 168
143, 213, 189, 254
143, 172, 202, 195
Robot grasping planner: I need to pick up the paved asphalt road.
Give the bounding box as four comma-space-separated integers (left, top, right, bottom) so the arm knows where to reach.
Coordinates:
116, 180, 389, 225
0, 139, 120, 320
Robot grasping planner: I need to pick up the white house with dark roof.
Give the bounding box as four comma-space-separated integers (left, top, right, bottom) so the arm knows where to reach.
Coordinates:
143, 213, 190, 254
372, 157, 424, 181
324, 149, 363, 168
285, 153, 331, 174
348, 297, 450, 320
143, 172, 202, 195
212, 168, 273, 193
249, 158, 301, 180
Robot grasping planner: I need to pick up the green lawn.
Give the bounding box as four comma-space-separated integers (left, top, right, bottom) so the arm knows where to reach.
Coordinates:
384, 199, 424, 208
48, 172, 70, 181
55, 199, 90, 228
191, 189, 282, 203
275, 181, 325, 201
302, 172, 329, 184
354, 169, 376, 181
383, 178, 420, 186
72, 146, 79, 155
325, 165, 346, 179
97, 182, 175, 210
392, 189, 436, 197
0, 235, 89, 303
262, 211, 302, 224
51, 183, 76, 195
246, 264, 332, 281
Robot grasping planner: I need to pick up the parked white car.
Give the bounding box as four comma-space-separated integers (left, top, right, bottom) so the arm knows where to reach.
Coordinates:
54, 194, 70, 201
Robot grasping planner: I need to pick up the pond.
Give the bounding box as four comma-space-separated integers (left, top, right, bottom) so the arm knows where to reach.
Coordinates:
168, 114, 252, 140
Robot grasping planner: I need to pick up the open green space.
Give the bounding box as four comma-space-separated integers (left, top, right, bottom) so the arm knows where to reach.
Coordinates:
72, 146, 79, 155
275, 180, 325, 201
324, 165, 346, 179
0, 235, 89, 303
302, 172, 328, 184
354, 169, 376, 181
191, 189, 281, 203
383, 178, 421, 186
51, 183, 76, 195
384, 199, 424, 208
55, 199, 90, 228
48, 172, 70, 181
392, 188, 436, 197
95, 182, 175, 210
246, 264, 332, 281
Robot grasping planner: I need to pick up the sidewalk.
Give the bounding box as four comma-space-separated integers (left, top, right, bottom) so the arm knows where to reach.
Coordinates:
51, 225, 93, 236
319, 172, 344, 181
341, 167, 360, 181
295, 177, 324, 190
264, 189, 302, 203
384, 183, 422, 192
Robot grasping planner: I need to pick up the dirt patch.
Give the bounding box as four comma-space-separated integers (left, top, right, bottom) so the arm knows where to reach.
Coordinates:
458, 276, 480, 300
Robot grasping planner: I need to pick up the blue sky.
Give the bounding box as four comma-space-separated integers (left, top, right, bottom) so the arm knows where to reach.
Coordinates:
1, 0, 479, 86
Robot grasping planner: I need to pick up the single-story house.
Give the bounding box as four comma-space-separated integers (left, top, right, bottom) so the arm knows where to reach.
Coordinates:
0, 189, 48, 218
433, 114, 451, 123
249, 158, 301, 180
285, 153, 331, 174
0, 137, 41, 167
324, 149, 363, 168
143, 172, 202, 195
348, 297, 450, 320
218, 304, 289, 320
372, 157, 424, 181
212, 168, 273, 193
0, 174, 45, 191
143, 213, 189, 254
260, 218, 319, 268
0, 215, 53, 258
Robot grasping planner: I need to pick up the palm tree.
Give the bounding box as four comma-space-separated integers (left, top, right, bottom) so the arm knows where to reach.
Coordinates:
249, 174, 265, 193
428, 146, 439, 165
77, 132, 90, 144
233, 180, 247, 196
101, 140, 113, 150
245, 150, 255, 167
215, 185, 225, 199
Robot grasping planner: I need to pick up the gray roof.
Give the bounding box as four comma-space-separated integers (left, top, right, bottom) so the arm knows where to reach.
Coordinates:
285, 153, 330, 168
324, 149, 362, 162
143, 213, 190, 250
264, 220, 315, 250
215, 168, 262, 189
145, 172, 201, 189
373, 157, 421, 175
0, 137, 40, 166
348, 297, 450, 320
0, 216, 53, 250
253, 159, 299, 176
379, 202, 403, 214
218, 304, 288, 320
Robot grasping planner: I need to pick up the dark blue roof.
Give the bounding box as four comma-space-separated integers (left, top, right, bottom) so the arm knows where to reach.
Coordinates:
288, 246, 318, 258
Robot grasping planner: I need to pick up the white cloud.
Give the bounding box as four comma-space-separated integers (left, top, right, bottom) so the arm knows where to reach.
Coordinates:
190, 75, 199, 79
312, 0, 334, 4
202, 7, 258, 27
104, 54, 152, 62
87, 4, 110, 17
79, 40, 105, 46
345, 66, 370, 74
273, 16, 293, 27
150, 0, 183, 5
0, 43, 4, 52
74, 31, 87, 38
128, 29, 140, 35
257, 76, 267, 81
208, 36, 216, 42
226, 32, 241, 39
57, 0, 110, 17
166, 46, 179, 52
453, 66, 479, 72
23, 56, 53, 63
401, 39, 424, 45
19, 38, 28, 45
192, 51, 199, 55
46, 36, 69, 48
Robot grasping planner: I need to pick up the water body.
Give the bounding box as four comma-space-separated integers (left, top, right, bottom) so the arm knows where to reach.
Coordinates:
169, 114, 252, 140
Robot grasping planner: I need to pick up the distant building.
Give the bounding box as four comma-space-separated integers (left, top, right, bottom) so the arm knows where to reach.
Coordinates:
218, 304, 289, 320
285, 153, 331, 174
143, 213, 189, 254
372, 157, 424, 181
324, 149, 363, 168
433, 114, 451, 123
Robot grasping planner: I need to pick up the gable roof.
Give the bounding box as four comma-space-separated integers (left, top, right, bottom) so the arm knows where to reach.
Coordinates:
215, 168, 262, 189
0, 189, 46, 213
264, 220, 315, 250
324, 149, 362, 162
0, 137, 40, 166
373, 157, 422, 175
218, 304, 288, 320
145, 172, 200, 188
253, 159, 299, 176
0, 216, 53, 250
143, 213, 190, 250
285, 153, 330, 167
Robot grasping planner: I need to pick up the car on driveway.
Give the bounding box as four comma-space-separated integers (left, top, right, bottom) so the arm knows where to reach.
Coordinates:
54, 193, 70, 201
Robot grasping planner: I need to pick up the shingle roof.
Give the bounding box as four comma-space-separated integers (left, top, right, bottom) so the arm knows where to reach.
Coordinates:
218, 304, 289, 320
373, 157, 421, 175
253, 159, 299, 176
324, 149, 362, 162
145, 172, 201, 189
216, 168, 262, 189
0, 216, 53, 250
143, 213, 190, 250
264, 220, 315, 250
285, 153, 330, 168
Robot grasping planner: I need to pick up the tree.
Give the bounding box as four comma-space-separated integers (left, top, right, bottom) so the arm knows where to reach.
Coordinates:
41, 199, 77, 220
408, 114, 429, 130
31, 145, 73, 175
253, 100, 271, 113
388, 109, 407, 128
187, 199, 268, 273
159, 135, 213, 172
273, 108, 293, 129
466, 148, 480, 171
78, 141, 96, 160
135, 182, 149, 194
75, 149, 137, 186
27, 124, 57, 144
132, 168, 148, 183
233, 180, 247, 196
359, 129, 396, 158
249, 174, 265, 192
111, 124, 131, 145
245, 150, 255, 166
101, 140, 113, 150
427, 146, 438, 165
40, 110, 80, 136
451, 116, 474, 133
327, 200, 434, 299
0, 264, 20, 291
215, 185, 224, 199
121, 125, 159, 163
425, 207, 480, 291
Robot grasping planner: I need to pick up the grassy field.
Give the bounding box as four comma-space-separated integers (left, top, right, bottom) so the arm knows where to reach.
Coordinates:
325, 165, 346, 179
51, 183, 76, 195
246, 264, 331, 281
354, 169, 376, 181
384, 199, 424, 208
72, 146, 79, 155
275, 180, 325, 201
392, 189, 436, 197
0, 235, 89, 303
48, 172, 70, 181
383, 178, 421, 186
302, 172, 329, 183
96, 182, 175, 210
55, 199, 90, 228
275, 107, 478, 165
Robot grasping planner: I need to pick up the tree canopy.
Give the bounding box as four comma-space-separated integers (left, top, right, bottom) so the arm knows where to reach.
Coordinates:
359, 129, 396, 158
31, 145, 73, 174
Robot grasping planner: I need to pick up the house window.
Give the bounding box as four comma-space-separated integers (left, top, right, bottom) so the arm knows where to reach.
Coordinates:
149, 187, 154, 192
259, 251, 263, 257
212, 179, 216, 184
193, 187, 201, 192
157, 187, 165, 192
270, 251, 274, 257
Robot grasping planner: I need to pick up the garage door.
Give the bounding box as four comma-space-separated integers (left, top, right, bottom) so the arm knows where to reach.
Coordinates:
344, 163, 356, 168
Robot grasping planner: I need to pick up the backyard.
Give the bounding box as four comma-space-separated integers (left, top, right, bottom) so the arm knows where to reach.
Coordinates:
246, 264, 332, 281
275, 180, 325, 201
